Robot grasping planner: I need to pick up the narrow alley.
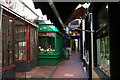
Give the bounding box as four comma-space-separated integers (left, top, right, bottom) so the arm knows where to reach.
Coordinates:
16, 51, 87, 79
0, 1, 120, 80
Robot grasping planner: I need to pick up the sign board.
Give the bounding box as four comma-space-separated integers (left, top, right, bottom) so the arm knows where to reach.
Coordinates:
70, 31, 78, 34
68, 19, 81, 29
69, 31, 80, 36
38, 24, 58, 32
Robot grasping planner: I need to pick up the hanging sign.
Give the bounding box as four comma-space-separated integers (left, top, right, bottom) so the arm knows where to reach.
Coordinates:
68, 19, 81, 29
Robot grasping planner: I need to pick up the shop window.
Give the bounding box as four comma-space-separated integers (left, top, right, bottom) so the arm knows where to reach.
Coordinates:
2, 15, 15, 68
96, 4, 110, 76
14, 21, 26, 61
47, 36, 55, 51
38, 34, 55, 52
97, 36, 110, 76
98, 5, 109, 30
30, 27, 37, 60
39, 36, 47, 51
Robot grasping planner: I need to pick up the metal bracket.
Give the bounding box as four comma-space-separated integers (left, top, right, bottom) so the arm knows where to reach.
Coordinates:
70, 27, 95, 33
77, 29, 95, 33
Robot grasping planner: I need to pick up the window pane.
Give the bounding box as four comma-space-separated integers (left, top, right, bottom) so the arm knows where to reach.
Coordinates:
8, 18, 14, 65
46, 36, 55, 51
9, 50, 14, 64
2, 15, 9, 67
18, 49, 26, 60
38, 36, 47, 51
9, 19, 14, 34
97, 4, 110, 76
98, 5, 109, 29
14, 21, 26, 61
2, 15, 15, 67
97, 36, 110, 76
4, 50, 8, 66
15, 44, 19, 60
2, 16, 8, 33
30, 27, 37, 60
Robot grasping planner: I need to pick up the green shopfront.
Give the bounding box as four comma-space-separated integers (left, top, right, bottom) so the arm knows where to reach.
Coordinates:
38, 24, 63, 66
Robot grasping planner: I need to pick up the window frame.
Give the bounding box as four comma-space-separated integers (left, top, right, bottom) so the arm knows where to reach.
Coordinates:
94, 3, 110, 77
14, 20, 27, 61
2, 13, 15, 69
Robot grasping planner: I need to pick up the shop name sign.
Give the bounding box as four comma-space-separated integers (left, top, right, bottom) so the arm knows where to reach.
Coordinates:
38, 24, 58, 32
70, 25, 80, 28
39, 26, 54, 31
68, 19, 81, 29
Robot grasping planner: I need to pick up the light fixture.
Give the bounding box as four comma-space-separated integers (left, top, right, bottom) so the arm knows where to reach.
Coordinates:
106, 5, 108, 9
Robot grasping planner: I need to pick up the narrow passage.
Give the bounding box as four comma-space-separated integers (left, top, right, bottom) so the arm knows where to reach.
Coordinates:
16, 51, 87, 79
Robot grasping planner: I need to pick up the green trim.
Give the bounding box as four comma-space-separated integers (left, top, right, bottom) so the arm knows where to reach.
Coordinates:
38, 54, 61, 59
55, 33, 57, 52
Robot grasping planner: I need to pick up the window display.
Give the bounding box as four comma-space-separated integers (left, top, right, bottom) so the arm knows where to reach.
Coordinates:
38, 36, 47, 51
14, 21, 26, 61
47, 36, 55, 51
30, 27, 37, 60
96, 4, 110, 76
1, 6, 38, 73
2, 14, 15, 68
98, 5, 109, 29
14, 21, 38, 61
97, 36, 110, 76
38, 35, 55, 53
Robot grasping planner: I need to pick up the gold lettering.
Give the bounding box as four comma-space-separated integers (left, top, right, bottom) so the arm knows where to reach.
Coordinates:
100, 24, 107, 27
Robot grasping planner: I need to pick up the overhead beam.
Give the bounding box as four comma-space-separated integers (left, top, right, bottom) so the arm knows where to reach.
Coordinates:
21, 2, 39, 19
47, 0, 65, 28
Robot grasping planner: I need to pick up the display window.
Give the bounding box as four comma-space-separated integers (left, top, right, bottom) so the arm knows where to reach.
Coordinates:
39, 36, 47, 51
30, 27, 37, 60
98, 4, 109, 30
14, 20, 38, 61
97, 36, 110, 76
96, 4, 110, 76
0, 7, 38, 73
47, 36, 55, 51
38, 33, 55, 54
2, 14, 15, 68
14, 20, 26, 61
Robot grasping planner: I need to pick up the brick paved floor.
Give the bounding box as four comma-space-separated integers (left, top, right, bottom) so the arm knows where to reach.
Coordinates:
16, 51, 87, 79
51, 51, 87, 79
